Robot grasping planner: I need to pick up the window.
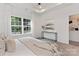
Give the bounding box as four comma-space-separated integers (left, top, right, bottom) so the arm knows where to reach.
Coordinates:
23, 19, 31, 33
11, 16, 31, 34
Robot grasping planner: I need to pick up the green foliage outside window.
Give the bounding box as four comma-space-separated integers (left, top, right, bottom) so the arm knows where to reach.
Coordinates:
11, 16, 22, 34
11, 16, 31, 34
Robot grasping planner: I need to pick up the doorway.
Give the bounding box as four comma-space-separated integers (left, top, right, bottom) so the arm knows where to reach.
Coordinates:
69, 15, 79, 46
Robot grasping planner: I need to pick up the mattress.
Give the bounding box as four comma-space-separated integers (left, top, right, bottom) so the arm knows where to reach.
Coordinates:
4, 39, 36, 56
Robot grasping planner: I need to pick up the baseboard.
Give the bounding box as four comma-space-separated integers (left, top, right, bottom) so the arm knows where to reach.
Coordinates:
69, 40, 79, 46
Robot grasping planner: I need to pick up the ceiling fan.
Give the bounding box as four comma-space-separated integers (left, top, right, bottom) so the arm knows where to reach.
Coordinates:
33, 3, 46, 13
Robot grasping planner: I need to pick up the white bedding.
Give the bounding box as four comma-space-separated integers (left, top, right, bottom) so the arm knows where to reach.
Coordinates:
4, 39, 36, 56
19, 37, 61, 56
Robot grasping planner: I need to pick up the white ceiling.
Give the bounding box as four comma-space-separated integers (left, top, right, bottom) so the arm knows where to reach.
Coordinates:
5, 3, 62, 13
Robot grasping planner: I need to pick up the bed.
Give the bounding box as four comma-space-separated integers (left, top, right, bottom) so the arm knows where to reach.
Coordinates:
3, 37, 79, 56
18, 37, 62, 56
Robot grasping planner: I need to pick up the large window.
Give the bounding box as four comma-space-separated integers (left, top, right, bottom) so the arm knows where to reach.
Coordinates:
11, 16, 31, 34
23, 19, 31, 33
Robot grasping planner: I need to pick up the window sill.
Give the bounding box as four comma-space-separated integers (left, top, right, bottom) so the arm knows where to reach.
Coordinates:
11, 32, 32, 36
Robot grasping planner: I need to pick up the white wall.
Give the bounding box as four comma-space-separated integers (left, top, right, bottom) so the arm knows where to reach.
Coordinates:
0, 4, 33, 38
32, 12, 43, 38
0, 4, 4, 34
40, 4, 79, 44
69, 31, 79, 42
0, 4, 44, 39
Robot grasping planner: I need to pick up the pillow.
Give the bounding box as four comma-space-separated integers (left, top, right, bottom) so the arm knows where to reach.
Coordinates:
0, 39, 5, 55
0, 33, 8, 40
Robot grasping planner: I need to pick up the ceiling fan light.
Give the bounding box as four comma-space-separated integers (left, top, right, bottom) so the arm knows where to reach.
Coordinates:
41, 9, 46, 12
34, 8, 46, 13
39, 5, 42, 8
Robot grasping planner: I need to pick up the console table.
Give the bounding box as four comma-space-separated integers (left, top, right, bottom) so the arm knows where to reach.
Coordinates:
41, 30, 57, 41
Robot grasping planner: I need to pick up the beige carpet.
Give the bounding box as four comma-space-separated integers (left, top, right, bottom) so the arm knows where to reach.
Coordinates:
57, 42, 79, 56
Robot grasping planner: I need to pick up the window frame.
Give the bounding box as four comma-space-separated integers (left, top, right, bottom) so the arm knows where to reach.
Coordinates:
10, 16, 31, 35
